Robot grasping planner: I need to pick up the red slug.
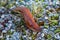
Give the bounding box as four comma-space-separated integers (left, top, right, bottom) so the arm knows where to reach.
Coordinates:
13, 6, 42, 32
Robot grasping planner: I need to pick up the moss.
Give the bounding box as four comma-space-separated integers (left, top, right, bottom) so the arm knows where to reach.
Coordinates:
44, 24, 49, 28
41, 0, 45, 2
20, 19, 24, 26
0, 2, 7, 6
54, 27, 60, 34
47, 34, 52, 39
32, 32, 38, 40
19, 0, 23, 2
35, 0, 39, 2
0, 38, 5, 40
44, 34, 52, 40
20, 36, 24, 40
43, 4, 48, 8
36, 13, 42, 18
50, 20, 58, 26
7, 30, 13, 35
51, 14, 59, 20
22, 29, 26, 35
6, 4, 13, 9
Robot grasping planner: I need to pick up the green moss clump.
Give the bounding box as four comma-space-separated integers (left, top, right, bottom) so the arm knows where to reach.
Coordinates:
54, 27, 60, 34
50, 20, 58, 26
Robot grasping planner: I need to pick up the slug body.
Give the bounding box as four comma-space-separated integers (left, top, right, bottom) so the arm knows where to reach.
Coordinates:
14, 6, 41, 32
